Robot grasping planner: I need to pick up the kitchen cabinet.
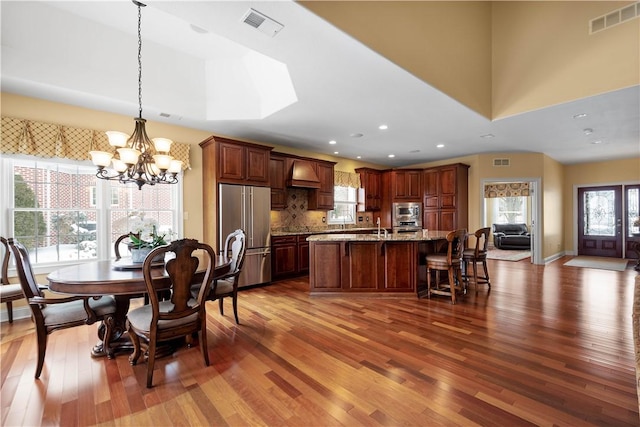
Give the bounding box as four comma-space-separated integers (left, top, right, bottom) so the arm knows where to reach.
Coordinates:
422, 163, 469, 231
207, 136, 271, 186
308, 161, 335, 210
391, 169, 422, 201
270, 154, 287, 210
355, 168, 382, 211
309, 240, 417, 294
271, 234, 311, 280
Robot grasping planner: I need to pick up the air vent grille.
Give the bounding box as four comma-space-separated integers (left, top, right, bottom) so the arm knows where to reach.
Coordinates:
493, 158, 510, 167
241, 8, 284, 37
590, 2, 639, 34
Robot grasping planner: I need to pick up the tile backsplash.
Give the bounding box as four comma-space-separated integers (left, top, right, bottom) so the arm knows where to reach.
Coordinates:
270, 188, 374, 230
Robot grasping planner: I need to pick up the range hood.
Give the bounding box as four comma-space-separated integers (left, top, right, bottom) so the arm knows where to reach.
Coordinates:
286, 160, 321, 189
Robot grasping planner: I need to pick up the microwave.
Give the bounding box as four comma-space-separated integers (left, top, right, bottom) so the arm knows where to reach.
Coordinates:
392, 202, 422, 230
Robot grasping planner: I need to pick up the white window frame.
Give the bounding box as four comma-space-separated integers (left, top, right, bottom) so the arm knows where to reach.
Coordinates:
0, 154, 183, 274
328, 185, 357, 225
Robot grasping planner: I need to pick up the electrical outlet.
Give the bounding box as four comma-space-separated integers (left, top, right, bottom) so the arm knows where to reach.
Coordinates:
322, 217, 326, 223
358, 216, 364, 222
366, 216, 369, 222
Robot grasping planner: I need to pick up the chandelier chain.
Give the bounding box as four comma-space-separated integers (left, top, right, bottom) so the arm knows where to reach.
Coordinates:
137, 3, 143, 119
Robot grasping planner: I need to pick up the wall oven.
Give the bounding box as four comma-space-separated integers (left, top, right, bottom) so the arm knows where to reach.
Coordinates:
392, 202, 422, 232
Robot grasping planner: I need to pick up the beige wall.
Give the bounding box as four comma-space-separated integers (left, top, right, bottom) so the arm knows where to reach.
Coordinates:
301, 1, 493, 118
492, 1, 639, 118
542, 156, 564, 258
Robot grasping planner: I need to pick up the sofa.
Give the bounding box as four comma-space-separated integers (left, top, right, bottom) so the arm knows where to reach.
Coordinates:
492, 223, 531, 250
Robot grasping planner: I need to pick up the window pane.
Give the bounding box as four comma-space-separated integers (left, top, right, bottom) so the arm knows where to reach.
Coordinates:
12, 159, 98, 262
583, 190, 615, 236
328, 186, 356, 224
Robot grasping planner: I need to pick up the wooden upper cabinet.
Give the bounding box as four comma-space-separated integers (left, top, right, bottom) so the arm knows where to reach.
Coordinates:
422, 163, 469, 231
269, 154, 287, 210
391, 170, 422, 201
355, 168, 382, 211
214, 137, 272, 185
308, 161, 335, 210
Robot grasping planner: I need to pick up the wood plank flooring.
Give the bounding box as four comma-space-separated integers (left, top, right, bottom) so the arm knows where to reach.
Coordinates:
1, 256, 638, 426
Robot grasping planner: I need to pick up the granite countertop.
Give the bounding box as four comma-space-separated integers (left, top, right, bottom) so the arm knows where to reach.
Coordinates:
306, 230, 450, 242
271, 227, 383, 236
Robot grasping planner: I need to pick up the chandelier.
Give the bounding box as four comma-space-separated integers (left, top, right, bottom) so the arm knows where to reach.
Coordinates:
90, 0, 182, 190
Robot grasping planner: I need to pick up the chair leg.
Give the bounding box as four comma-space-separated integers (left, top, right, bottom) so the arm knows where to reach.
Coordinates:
218, 298, 224, 316
472, 262, 479, 293
35, 328, 48, 379
127, 322, 142, 366
103, 316, 114, 359
426, 267, 432, 298
482, 260, 491, 289
6, 301, 13, 323
146, 338, 157, 388
200, 318, 210, 366
232, 293, 239, 324
447, 267, 456, 304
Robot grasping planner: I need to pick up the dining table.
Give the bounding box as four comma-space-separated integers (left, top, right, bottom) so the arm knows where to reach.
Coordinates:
47, 254, 231, 358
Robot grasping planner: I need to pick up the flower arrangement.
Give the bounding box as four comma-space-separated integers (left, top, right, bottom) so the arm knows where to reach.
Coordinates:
634, 217, 640, 227
128, 214, 169, 250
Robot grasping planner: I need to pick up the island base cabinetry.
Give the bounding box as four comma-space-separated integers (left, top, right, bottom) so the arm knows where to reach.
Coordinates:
309, 241, 416, 295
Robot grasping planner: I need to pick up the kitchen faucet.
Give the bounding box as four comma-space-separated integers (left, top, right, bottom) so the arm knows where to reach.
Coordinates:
377, 217, 381, 237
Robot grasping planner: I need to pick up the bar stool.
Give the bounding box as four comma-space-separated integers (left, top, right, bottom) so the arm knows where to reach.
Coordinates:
462, 227, 491, 292
426, 229, 466, 304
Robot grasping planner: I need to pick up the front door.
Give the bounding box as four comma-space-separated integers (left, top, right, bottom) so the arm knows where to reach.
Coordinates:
626, 184, 640, 260
578, 186, 622, 257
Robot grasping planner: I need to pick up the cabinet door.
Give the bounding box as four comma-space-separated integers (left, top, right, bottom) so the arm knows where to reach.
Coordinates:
218, 142, 245, 181
439, 210, 457, 232
272, 243, 297, 278
392, 170, 421, 200
246, 146, 270, 184
382, 242, 416, 291
270, 156, 287, 210
298, 235, 310, 273
423, 210, 439, 230
439, 167, 457, 209
423, 169, 439, 208
309, 242, 342, 290
365, 171, 381, 210
309, 162, 334, 210
343, 242, 381, 290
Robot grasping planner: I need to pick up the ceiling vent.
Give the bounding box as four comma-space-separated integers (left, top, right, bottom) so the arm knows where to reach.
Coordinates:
590, 2, 639, 34
493, 158, 510, 167
242, 9, 284, 37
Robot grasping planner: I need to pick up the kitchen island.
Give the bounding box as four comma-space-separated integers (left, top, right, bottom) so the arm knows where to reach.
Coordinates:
307, 231, 449, 296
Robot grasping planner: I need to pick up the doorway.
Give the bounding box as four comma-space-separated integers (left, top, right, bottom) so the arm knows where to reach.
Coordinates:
577, 186, 622, 257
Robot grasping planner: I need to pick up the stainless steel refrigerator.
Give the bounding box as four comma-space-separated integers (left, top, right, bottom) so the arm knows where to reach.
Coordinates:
218, 184, 271, 287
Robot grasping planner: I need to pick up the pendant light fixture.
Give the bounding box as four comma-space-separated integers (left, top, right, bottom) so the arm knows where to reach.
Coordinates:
90, 0, 182, 190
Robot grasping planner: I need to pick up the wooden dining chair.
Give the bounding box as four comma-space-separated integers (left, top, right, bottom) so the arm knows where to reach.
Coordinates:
126, 238, 216, 388
1, 236, 25, 323
114, 233, 139, 260
426, 229, 467, 304
207, 229, 246, 324
462, 227, 491, 293
8, 238, 116, 378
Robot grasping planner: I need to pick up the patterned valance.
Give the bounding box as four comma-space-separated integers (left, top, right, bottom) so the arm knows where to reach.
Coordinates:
0, 116, 191, 170
484, 182, 530, 198
334, 170, 361, 188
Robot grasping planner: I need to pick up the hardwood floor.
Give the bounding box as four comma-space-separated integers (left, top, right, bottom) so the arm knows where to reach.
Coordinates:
1, 256, 638, 426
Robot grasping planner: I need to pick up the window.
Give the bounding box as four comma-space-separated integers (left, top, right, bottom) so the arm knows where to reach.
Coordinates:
328, 186, 356, 225
1, 156, 182, 267
490, 197, 527, 225
89, 186, 120, 207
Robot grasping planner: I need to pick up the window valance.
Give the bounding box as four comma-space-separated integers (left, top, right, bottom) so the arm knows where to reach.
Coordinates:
484, 182, 530, 198
334, 170, 361, 188
1, 116, 191, 170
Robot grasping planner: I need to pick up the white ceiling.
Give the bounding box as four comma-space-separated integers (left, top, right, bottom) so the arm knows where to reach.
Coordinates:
1, 0, 639, 167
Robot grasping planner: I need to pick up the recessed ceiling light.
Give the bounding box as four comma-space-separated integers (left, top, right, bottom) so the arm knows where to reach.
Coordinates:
480, 134, 494, 139
350, 133, 363, 138
333, 151, 339, 154
329, 140, 337, 145
356, 156, 362, 159
591, 140, 603, 144
378, 124, 388, 130
409, 149, 420, 153
436, 144, 445, 148
388, 154, 395, 158
583, 128, 593, 135
573, 113, 588, 119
